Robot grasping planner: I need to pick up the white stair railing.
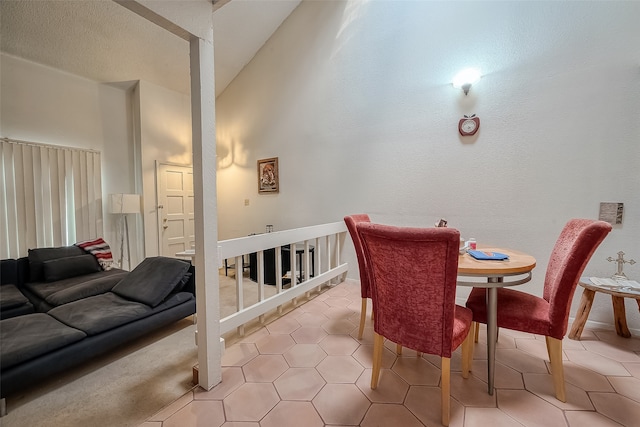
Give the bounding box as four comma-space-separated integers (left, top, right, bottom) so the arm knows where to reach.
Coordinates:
217, 221, 348, 335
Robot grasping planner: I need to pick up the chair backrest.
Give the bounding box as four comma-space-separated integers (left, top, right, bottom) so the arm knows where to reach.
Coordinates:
344, 214, 372, 298
543, 219, 612, 338
357, 222, 461, 357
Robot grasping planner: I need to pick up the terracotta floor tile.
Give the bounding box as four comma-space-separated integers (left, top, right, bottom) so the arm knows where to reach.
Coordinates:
360, 403, 424, 427
319, 334, 360, 355
297, 300, 331, 314
404, 385, 465, 427
140, 279, 640, 427
495, 348, 550, 374
497, 389, 568, 427
194, 367, 245, 400
391, 356, 441, 386
317, 355, 365, 383
590, 392, 640, 426
581, 340, 640, 363
220, 422, 259, 427
274, 367, 325, 400
564, 410, 626, 427
261, 401, 324, 427
291, 326, 328, 344
608, 376, 640, 403
563, 361, 615, 392
254, 333, 296, 354
450, 374, 496, 407
325, 305, 358, 320
312, 383, 370, 425
562, 336, 587, 351
238, 327, 269, 343
295, 311, 330, 327
470, 360, 525, 390
322, 318, 358, 335
242, 354, 288, 382
356, 368, 409, 403
564, 349, 630, 376
352, 344, 397, 370
221, 343, 259, 367
463, 407, 524, 427
621, 361, 640, 378
324, 296, 353, 307
265, 315, 301, 335
592, 331, 640, 351
223, 383, 280, 421
351, 325, 375, 344
522, 373, 593, 410
515, 337, 560, 361
282, 343, 327, 367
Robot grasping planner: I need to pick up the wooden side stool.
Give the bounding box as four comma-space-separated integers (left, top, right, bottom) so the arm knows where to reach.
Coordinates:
569, 277, 640, 340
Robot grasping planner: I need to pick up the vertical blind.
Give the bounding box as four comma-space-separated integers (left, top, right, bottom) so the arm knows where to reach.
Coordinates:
0, 138, 103, 258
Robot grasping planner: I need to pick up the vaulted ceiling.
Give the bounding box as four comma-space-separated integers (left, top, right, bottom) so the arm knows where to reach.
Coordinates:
1, 0, 301, 97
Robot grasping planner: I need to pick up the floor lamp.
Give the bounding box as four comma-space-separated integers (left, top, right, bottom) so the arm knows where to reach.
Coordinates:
110, 193, 141, 270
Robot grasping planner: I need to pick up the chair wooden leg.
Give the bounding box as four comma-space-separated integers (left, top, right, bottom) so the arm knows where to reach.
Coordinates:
473, 321, 479, 343
546, 336, 566, 402
371, 333, 384, 389
396, 343, 403, 355
461, 328, 474, 378
441, 357, 451, 426
358, 298, 367, 340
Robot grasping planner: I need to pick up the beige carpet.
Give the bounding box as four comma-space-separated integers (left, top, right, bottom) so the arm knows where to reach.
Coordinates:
0, 269, 290, 427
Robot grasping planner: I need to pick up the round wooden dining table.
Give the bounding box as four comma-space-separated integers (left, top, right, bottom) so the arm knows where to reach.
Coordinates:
457, 247, 537, 395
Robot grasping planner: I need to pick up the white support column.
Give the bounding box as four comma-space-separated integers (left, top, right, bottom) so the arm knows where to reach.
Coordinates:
190, 34, 221, 391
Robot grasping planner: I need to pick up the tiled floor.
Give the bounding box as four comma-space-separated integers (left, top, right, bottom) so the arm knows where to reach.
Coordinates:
139, 279, 640, 426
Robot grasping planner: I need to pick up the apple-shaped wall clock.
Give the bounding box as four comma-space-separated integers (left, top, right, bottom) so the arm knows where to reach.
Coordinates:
459, 114, 480, 136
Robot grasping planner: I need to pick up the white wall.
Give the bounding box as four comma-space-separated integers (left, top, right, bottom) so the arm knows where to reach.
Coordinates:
215, 1, 640, 331
0, 53, 135, 260
135, 80, 193, 258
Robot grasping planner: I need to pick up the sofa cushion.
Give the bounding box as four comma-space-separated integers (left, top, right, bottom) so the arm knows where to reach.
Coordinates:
43, 254, 101, 282
45, 272, 128, 307
0, 284, 30, 310
28, 246, 85, 282
112, 257, 191, 307
0, 313, 87, 370
24, 268, 127, 303
49, 292, 152, 336
1, 259, 19, 286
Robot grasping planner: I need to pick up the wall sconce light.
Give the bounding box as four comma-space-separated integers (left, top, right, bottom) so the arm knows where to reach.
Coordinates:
452, 68, 482, 95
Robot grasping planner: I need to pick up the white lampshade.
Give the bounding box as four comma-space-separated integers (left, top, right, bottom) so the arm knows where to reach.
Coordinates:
109, 193, 141, 214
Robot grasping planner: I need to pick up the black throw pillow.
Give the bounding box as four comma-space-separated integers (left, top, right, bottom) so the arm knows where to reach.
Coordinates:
112, 257, 191, 307
42, 254, 101, 282
28, 246, 85, 282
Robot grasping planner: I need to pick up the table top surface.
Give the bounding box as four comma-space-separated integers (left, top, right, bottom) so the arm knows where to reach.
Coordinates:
579, 277, 640, 299
458, 247, 537, 276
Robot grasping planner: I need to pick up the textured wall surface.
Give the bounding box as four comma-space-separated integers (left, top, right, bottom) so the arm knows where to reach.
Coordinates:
215, 1, 640, 330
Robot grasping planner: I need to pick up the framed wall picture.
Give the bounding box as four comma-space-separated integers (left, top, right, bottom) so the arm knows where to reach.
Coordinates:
257, 157, 279, 194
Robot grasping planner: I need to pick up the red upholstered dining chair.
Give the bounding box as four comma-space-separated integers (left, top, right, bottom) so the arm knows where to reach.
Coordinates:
357, 223, 474, 426
465, 219, 612, 402
344, 214, 372, 340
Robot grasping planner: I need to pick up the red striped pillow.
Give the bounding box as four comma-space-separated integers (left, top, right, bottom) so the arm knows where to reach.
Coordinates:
75, 238, 114, 271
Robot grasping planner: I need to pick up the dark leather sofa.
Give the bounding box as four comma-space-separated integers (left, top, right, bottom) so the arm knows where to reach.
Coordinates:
0, 246, 196, 409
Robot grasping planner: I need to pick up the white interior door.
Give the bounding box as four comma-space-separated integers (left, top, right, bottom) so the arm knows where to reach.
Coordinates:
157, 163, 194, 256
